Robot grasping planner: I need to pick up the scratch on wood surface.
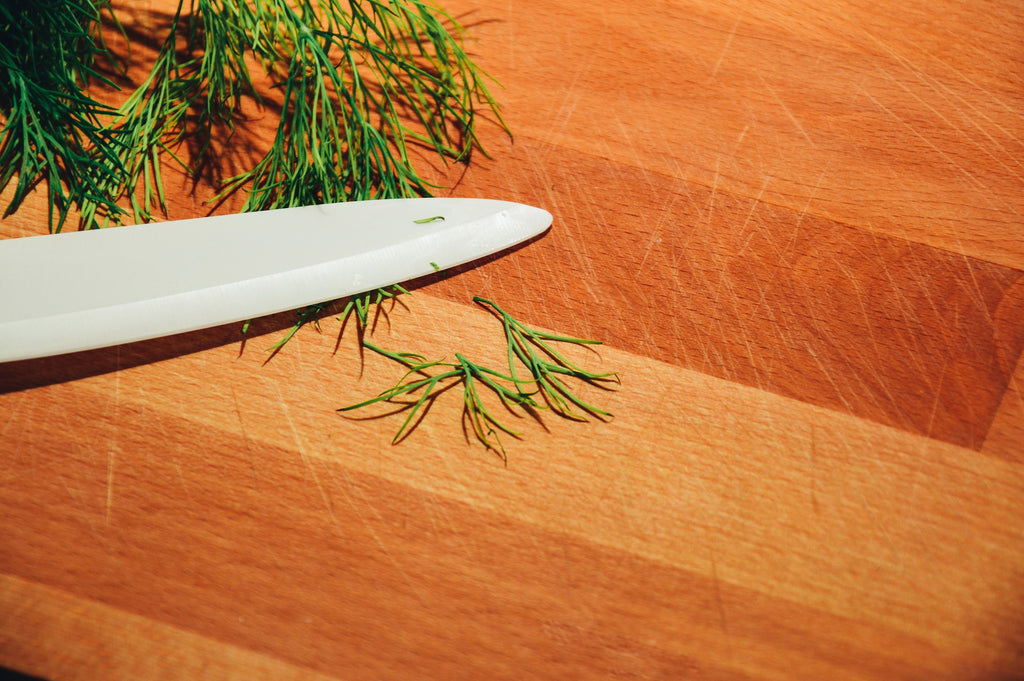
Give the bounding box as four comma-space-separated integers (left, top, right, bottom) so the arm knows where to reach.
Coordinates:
758, 74, 815, 146
613, 116, 675, 278
230, 385, 260, 484
755, 176, 817, 266
711, 17, 741, 77
804, 342, 855, 414
709, 554, 734, 661
874, 255, 931, 382
326, 464, 429, 605
899, 242, 957, 344
669, 173, 709, 272
538, 55, 593, 165
707, 158, 722, 228
634, 223, 664, 276
559, 173, 602, 300
105, 448, 115, 524
712, 266, 764, 388
833, 259, 883, 359
612, 116, 658, 191
856, 84, 995, 201
736, 175, 769, 252
106, 348, 121, 523
860, 28, 1024, 182
173, 460, 194, 505
842, 351, 899, 425
925, 354, 952, 440
57, 472, 106, 544
276, 389, 337, 527
632, 173, 680, 276
956, 251, 995, 327
733, 125, 750, 153
808, 424, 820, 515
795, 170, 827, 229
830, 258, 911, 423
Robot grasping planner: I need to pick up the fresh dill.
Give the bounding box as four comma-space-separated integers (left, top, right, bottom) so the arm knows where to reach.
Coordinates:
0, 0, 124, 231
340, 297, 618, 461
0, 0, 506, 229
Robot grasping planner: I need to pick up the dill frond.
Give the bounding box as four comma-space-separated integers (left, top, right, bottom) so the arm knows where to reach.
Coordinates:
340, 298, 619, 461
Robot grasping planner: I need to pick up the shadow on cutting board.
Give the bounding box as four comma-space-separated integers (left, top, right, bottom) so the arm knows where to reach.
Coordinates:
0, 667, 48, 681
0, 307, 303, 394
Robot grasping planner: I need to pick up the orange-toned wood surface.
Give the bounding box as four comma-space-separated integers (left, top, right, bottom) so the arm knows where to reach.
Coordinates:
2, 1, 1024, 679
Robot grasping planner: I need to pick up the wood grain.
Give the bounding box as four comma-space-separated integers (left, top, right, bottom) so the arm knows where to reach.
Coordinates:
2, 0, 1023, 679
429, 138, 1024, 449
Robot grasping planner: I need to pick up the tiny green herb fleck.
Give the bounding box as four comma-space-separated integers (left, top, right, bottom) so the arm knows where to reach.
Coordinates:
414, 216, 445, 224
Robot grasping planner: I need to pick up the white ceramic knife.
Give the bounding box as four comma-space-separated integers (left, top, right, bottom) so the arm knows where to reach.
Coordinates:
0, 198, 551, 362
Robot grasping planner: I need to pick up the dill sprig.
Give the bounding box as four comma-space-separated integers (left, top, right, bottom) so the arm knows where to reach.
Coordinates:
215, 0, 505, 210
340, 297, 619, 460
255, 282, 409, 353
0, 0, 124, 231
338, 283, 411, 331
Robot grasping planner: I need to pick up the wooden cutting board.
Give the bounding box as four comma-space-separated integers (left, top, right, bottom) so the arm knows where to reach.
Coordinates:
2, 1, 1023, 678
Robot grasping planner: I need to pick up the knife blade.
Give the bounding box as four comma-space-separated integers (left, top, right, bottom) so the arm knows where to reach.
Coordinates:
0, 197, 551, 362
